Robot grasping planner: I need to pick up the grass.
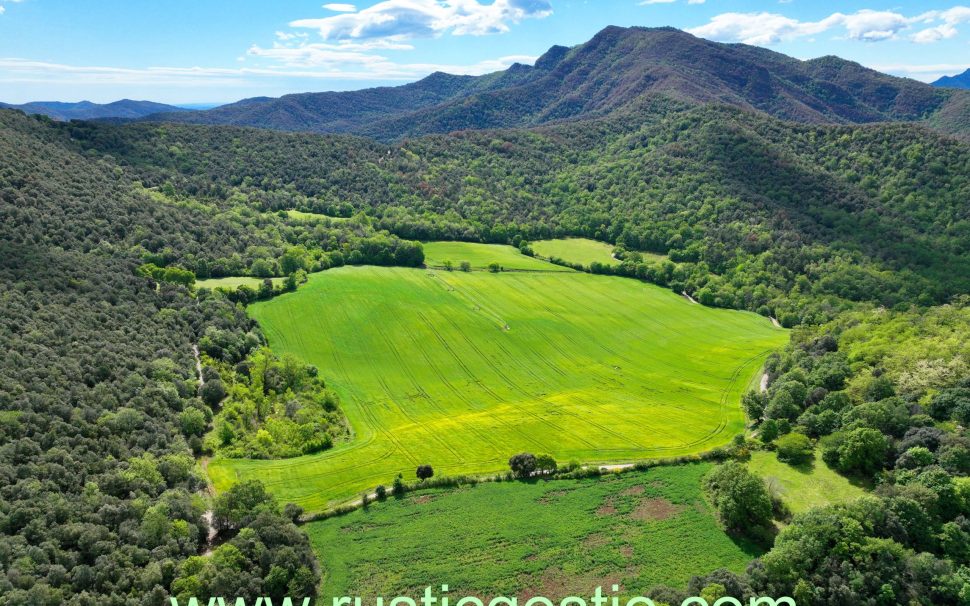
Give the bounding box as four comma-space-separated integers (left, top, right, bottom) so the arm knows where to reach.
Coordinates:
286, 209, 349, 221
306, 463, 762, 601
209, 244, 786, 511
422, 241, 571, 272
196, 276, 282, 290
531, 238, 667, 268
749, 450, 867, 514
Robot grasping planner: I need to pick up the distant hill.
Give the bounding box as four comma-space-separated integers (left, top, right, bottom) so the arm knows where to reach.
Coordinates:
934, 69, 970, 89
0, 99, 191, 121
147, 26, 970, 140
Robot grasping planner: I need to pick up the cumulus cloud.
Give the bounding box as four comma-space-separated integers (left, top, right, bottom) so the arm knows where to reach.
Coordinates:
290, 0, 552, 41
323, 3, 358, 11
689, 6, 970, 45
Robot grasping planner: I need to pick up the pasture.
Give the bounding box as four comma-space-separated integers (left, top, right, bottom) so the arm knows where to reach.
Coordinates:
196, 276, 282, 290
422, 241, 570, 272
531, 238, 668, 268
208, 247, 786, 511
748, 450, 866, 514
286, 209, 349, 222
306, 463, 761, 599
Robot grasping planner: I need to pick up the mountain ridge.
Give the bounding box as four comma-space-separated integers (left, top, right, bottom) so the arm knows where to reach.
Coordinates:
145, 26, 970, 140
0, 98, 191, 121
934, 69, 970, 89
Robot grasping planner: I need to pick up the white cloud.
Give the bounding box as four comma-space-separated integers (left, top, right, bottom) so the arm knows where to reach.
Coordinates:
639, 0, 676, 4
290, 0, 553, 41
689, 6, 970, 45
0, 7, 5, 15
911, 6, 970, 42
323, 3, 357, 11
871, 61, 970, 82
0, 54, 538, 89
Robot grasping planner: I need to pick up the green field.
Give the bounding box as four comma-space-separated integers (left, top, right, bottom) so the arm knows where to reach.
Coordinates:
307, 463, 761, 600
749, 451, 866, 514
208, 250, 786, 511
423, 241, 571, 272
286, 209, 349, 222
196, 276, 282, 290
531, 238, 668, 268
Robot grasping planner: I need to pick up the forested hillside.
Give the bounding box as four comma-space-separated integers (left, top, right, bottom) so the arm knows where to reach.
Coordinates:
70, 99, 970, 325
150, 26, 970, 140
0, 110, 424, 604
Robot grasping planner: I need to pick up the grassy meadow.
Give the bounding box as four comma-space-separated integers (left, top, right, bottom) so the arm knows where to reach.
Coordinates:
196, 276, 282, 290
422, 241, 571, 272
531, 238, 668, 268
286, 209, 350, 222
748, 451, 867, 514
307, 463, 761, 600
208, 245, 786, 511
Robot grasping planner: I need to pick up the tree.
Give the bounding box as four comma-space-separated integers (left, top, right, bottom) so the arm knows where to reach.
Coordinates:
460, 261, 472, 272
488, 262, 501, 273
416, 465, 434, 481
179, 408, 207, 437
392, 473, 406, 497
509, 452, 538, 478
823, 428, 889, 476
742, 390, 767, 421
200, 379, 227, 407
703, 462, 773, 535
375, 485, 387, 500
775, 432, 814, 465
535, 453, 558, 474
760, 418, 780, 443
443, 260, 454, 271
212, 480, 276, 532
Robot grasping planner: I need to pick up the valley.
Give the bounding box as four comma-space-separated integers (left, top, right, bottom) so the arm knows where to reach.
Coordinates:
208, 248, 785, 510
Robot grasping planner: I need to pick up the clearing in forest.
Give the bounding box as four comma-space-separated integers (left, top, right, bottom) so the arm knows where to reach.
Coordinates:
531, 238, 667, 268
196, 276, 282, 290
306, 463, 762, 598
208, 245, 786, 511
422, 241, 571, 272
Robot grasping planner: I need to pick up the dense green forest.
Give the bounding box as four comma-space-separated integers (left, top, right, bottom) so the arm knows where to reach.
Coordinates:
2, 54, 970, 604
66, 99, 970, 326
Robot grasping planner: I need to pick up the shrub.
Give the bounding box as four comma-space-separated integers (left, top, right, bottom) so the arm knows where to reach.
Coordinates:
416, 465, 434, 481
775, 432, 814, 465
703, 462, 773, 536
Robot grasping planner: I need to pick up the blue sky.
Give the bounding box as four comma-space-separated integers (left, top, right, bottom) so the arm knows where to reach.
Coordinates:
0, 0, 968, 105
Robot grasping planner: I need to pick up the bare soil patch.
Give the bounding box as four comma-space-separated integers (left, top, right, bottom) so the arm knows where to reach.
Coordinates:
629, 498, 684, 521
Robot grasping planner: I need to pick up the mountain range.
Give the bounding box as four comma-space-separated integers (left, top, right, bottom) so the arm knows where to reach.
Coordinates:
934, 69, 970, 90
0, 99, 190, 121
146, 26, 970, 140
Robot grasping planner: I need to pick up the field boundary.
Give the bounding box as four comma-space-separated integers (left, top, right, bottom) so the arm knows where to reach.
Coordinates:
300, 444, 738, 522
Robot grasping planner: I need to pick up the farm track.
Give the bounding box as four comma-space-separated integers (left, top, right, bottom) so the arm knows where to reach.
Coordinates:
212, 260, 787, 511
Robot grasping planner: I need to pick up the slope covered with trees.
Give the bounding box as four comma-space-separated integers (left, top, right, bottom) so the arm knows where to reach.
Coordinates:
68, 99, 970, 326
